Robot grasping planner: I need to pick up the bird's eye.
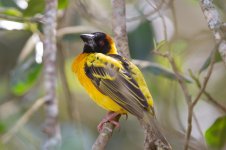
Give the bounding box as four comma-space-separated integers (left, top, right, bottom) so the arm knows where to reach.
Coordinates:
99, 40, 105, 47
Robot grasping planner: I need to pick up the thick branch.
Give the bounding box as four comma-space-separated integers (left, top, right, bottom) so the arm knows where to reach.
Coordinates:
199, 0, 226, 67
112, 0, 130, 58
92, 115, 120, 150
42, 0, 61, 149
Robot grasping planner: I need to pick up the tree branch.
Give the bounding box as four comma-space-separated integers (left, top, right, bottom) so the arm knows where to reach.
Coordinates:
153, 51, 192, 104
112, 0, 130, 58
126, 0, 164, 22
57, 26, 97, 38
0, 14, 43, 23
92, 0, 129, 149
199, 0, 226, 67
153, 49, 211, 150
92, 115, 121, 150
42, 0, 61, 149
184, 49, 215, 150
189, 70, 226, 113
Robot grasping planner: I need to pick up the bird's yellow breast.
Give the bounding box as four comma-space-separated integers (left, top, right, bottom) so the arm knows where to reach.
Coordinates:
72, 53, 127, 114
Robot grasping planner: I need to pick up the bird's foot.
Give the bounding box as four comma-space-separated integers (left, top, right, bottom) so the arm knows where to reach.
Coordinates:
97, 111, 120, 132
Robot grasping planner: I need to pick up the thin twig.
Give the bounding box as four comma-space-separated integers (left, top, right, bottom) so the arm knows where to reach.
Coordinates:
170, 0, 178, 36
153, 51, 207, 150
126, 0, 172, 22
42, 0, 61, 149
192, 51, 215, 107
204, 92, 226, 113
57, 26, 97, 38
0, 14, 43, 23
199, 0, 226, 67
154, 51, 192, 104
189, 70, 226, 113
184, 49, 216, 150
153, 50, 208, 150
145, 0, 168, 41
73, 0, 111, 30
17, 33, 37, 63
0, 97, 45, 143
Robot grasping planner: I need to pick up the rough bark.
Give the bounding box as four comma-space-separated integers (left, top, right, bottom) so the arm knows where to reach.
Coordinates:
112, 0, 130, 58
199, 0, 226, 67
42, 0, 61, 149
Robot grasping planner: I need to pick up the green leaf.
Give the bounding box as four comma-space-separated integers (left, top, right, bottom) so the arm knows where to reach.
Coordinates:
10, 54, 43, 96
23, 0, 44, 17
1, 8, 23, 17
23, 0, 68, 16
155, 40, 169, 51
58, 0, 68, 9
0, 121, 6, 133
199, 50, 222, 73
133, 60, 192, 82
205, 116, 226, 149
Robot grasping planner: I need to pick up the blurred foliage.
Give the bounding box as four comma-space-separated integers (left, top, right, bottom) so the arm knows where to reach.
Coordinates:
199, 50, 222, 73
23, 0, 68, 16
1, 8, 23, 17
134, 60, 192, 82
10, 56, 42, 96
0, 121, 6, 134
58, 0, 68, 10
205, 116, 226, 149
23, 0, 45, 17
171, 39, 188, 54
128, 21, 154, 60
0, 0, 226, 150
1, 0, 68, 17
0, 30, 32, 75
0, 0, 20, 9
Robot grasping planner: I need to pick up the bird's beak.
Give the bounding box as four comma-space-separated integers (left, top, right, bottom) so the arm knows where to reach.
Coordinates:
80, 34, 95, 42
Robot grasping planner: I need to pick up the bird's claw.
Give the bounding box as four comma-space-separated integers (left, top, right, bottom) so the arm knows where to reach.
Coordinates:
97, 111, 120, 132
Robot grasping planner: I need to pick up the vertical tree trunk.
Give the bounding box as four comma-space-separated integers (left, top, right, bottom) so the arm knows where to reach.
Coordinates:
112, 0, 130, 58
42, 0, 61, 149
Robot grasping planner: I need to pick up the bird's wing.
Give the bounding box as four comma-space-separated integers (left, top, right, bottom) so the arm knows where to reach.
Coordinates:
85, 53, 149, 118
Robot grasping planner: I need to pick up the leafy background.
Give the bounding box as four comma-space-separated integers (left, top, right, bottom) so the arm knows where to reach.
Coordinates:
0, 0, 226, 149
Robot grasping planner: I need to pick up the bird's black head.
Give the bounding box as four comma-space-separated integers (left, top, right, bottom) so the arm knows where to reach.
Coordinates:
80, 32, 113, 54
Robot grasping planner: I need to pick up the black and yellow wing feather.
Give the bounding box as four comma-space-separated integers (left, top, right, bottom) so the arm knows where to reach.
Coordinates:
84, 53, 153, 118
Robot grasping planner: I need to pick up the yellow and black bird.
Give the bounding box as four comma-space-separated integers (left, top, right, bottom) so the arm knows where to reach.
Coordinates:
72, 32, 171, 149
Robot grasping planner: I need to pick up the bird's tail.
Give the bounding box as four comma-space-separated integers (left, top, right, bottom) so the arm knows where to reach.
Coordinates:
139, 112, 172, 150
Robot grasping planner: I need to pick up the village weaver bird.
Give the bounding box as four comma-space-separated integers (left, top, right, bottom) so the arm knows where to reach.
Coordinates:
72, 32, 171, 149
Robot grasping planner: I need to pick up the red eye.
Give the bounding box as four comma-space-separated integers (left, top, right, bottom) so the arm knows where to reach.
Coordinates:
99, 40, 105, 47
